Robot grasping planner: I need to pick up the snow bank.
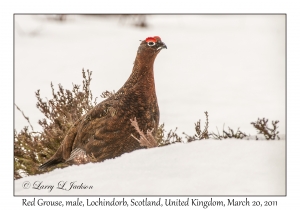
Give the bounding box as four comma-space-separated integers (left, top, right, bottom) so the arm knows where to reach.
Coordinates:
15, 139, 285, 196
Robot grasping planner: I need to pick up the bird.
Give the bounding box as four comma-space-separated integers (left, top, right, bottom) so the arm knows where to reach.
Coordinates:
38, 36, 167, 170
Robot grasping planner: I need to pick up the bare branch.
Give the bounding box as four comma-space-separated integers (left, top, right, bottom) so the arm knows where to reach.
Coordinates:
15, 104, 34, 131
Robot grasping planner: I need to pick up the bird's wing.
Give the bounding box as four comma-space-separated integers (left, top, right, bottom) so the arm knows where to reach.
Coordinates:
69, 98, 120, 155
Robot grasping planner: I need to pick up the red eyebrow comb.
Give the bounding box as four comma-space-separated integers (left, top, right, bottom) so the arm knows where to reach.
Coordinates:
145, 37, 157, 43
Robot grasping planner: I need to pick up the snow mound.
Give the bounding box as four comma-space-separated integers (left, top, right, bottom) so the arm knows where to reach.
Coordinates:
15, 139, 285, 196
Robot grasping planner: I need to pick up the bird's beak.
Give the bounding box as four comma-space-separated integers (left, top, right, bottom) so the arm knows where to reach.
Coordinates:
157, 42, 167, 51
161, 42, 167, 49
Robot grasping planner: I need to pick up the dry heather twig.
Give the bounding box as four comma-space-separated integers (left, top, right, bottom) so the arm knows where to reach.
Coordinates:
130, 117, 158, 148
155, 123, 182, 146
14, 69, 97, 179
251, 118, 280, 140
100, 90, 115, 99
183, 111, 211, 141
210, 124, 248, 140
15, 104, 34, 131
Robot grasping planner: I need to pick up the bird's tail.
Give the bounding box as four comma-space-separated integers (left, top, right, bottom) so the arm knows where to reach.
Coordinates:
38, 158, 63, 171
38, 119, 81, 171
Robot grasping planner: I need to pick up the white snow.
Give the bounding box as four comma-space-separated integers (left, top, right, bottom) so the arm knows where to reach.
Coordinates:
15, 139, 285, 196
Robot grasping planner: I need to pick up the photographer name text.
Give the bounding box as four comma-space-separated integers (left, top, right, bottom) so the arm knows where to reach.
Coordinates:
22, 181, 93, 192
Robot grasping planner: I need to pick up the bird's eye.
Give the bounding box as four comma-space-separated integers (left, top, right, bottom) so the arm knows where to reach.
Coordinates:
147, 42, 155, 46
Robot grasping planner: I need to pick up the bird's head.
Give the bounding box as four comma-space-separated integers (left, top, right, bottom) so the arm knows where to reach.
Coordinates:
138, 36, 167, 57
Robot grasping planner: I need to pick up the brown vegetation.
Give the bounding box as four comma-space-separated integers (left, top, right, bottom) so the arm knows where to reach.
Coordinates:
14, 70, 281, 179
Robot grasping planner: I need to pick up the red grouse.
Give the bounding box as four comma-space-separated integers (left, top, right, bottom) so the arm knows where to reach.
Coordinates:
39, 36, 167, 170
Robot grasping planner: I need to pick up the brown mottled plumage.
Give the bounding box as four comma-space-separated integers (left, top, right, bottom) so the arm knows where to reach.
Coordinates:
39, 36, 167, 170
